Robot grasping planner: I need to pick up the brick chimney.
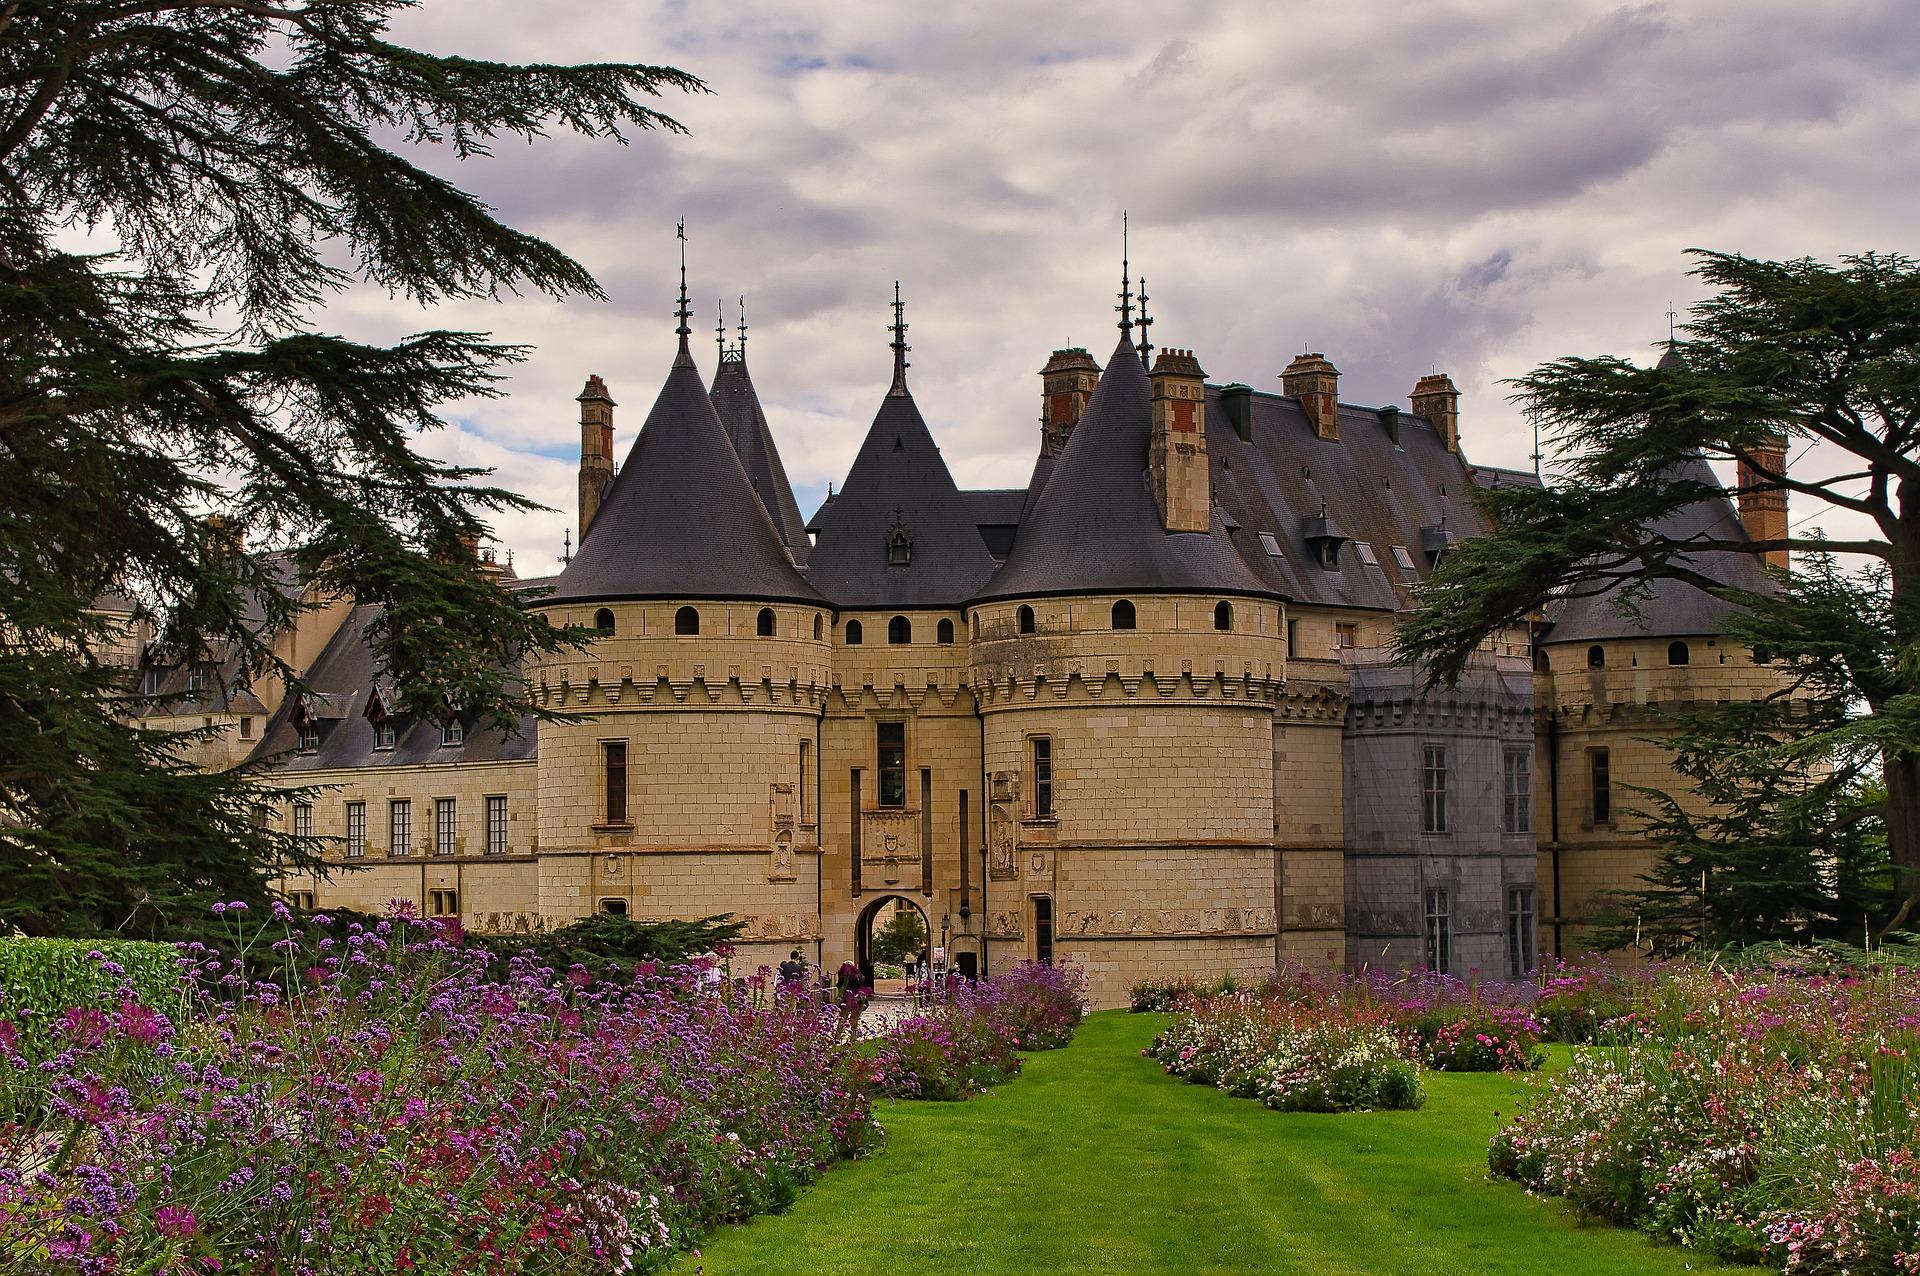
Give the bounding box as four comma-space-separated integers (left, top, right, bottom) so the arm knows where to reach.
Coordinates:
577, 375, 615, 540
1282, 353, 1340, 440
1737, 435, 1789, 573
1410, 372, 1460, 454
1039, 348, 1101, 456
1149, 348, 1211, 533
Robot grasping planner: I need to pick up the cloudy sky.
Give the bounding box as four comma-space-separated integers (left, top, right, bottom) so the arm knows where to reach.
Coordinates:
323, 0, 1919, 572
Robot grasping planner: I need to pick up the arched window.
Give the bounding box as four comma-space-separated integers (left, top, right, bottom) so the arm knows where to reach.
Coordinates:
674, 606, 699, 636
1111, 599, 1136, 630
888, 616, 911, 645
1214, 600, 1233, 631
845, 619, 863, 645
1017, 605, 1036, 635
757, 607, 776, 637
1668, 640, 1690, 666
813, 614, 823, 641
937, 618, 955, 645
593, 607, 615, 634
1586, 644, 1605, 669
1534, 646, 1550, 672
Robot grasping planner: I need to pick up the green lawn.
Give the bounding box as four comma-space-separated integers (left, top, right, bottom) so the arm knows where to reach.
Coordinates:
676, 1010, 1757, 1276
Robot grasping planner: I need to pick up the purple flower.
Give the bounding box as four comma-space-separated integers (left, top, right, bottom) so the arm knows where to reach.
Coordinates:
155, 1204, 197, 1238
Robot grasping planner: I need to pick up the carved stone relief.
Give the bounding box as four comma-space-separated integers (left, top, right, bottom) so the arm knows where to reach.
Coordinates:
768, 829, 796, 883
1054, 906, 1278, 938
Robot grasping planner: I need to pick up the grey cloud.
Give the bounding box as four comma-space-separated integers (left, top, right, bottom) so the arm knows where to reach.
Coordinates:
331, 0, 1917, 569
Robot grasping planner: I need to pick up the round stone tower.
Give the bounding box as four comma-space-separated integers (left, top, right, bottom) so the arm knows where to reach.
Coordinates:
1533, 454, 1788, 956
531, 313, 831, 970
968, 327, 1288, 1006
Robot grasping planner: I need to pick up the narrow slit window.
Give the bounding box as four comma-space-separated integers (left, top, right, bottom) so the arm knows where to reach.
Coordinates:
1032, 736, 1053, 818
604, 741, 628, 825
877, 722, 906, 809
1421, 744, 1448, 834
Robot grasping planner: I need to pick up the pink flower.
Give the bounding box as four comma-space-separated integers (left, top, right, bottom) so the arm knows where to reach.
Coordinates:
156, 1204, 198, 1238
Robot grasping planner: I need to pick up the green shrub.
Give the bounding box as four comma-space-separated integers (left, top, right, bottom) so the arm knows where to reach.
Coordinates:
0, 937, 184, 1059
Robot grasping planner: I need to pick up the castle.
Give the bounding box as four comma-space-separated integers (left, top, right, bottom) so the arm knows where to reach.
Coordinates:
106, 265, 1788, 1008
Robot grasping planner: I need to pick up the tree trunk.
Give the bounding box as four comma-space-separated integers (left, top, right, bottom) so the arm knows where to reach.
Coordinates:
1884, 496, 1920, 933
1885, 750, 1920, 932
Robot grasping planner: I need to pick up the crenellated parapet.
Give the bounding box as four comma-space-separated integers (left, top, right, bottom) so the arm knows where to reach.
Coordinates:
531, 597, 831, 713
965, 592, 1287, 709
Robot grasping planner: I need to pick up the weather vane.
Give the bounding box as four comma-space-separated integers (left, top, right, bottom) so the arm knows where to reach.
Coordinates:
888, 281, 911, 393
673, 219, 690, 337
1136, 274, 1154, 367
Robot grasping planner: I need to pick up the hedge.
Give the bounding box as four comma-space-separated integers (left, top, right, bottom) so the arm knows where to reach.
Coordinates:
0, 937, 184, 1060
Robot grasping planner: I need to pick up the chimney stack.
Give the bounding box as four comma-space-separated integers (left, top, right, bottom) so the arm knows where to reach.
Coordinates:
1410, 372, 1460, 454
1737, 435, 1789, 573
1038, 348, 1101, 456
1148, 348, 1211, 533
1282, 353, 1340, 440
577, 375, 616, 540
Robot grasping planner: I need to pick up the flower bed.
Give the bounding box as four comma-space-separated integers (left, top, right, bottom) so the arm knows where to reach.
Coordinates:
867, 962, 1088, 1101
1147, 990, 1425, 1112
0, 907, 879, 1274
1139, 966, 1545, 1075
1490, 963, 1920, 1271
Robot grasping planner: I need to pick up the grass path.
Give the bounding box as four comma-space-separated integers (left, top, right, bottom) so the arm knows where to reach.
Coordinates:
678, 1010, 1754, 1275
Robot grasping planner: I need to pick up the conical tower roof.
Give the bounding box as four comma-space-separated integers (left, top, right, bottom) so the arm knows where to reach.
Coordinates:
804, 337, 1000, 609
711, 350, 811, 564
1545, 454, 1773, 643
977, 329, 1278, 603
544, 338, 825, 607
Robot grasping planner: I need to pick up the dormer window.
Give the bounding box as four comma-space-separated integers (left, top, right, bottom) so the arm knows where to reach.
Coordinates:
186, 664, 206, 694
885, 506, 914, 567
439, 716, 464, 748
1303, 513, 1347, 571
374, 720, 396, 751
298, 723, 319, 753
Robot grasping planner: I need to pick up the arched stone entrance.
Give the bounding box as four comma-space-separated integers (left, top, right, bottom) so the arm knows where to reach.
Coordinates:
855, 893, 932, 980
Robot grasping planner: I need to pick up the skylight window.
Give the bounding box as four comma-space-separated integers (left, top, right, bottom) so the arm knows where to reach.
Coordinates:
1355, 541, 1379, 566
1391, 545, 1416, 571
1258, 531, 1284, 557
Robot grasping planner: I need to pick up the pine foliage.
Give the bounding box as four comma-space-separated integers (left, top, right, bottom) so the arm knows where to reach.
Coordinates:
0, 1, 701, 937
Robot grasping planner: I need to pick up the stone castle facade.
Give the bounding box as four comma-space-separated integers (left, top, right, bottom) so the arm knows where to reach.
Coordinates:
103, 278, 1791, 1008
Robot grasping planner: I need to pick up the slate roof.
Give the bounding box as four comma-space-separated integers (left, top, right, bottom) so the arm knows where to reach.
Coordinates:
136, 552, 303, 717
255, 603, 537, 770
1543, 454, 1775, 643
964, 489, 1026, 562
1209, 390, 1488, 611
803, 377, 1003, 609
710, 352, 811, 564
542, 339, 825, 607
975, 331, 1281, 604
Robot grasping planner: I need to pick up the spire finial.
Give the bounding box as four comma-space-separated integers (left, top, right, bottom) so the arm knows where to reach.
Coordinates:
716, 298, 727, 358
1116, 211, 1134, 334
888, 280, 911, 395
1666, 302, 1678, 345
737, 295, 748, 355
559, 525, 572, 566
1136, 274, 1154, 367
673, 219, 692, 351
